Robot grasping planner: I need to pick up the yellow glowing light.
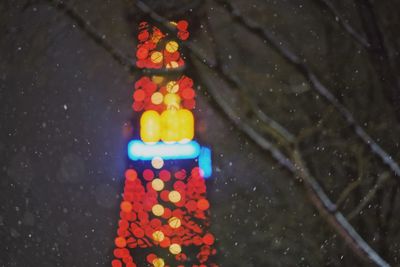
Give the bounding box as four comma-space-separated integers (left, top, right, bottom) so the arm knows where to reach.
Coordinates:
151, 51, 163, 63
152, 204, 165, 216
151, 33, 163, 44
161, 109, 180, 142
168, 217, 181, 229
164, 93, 181, 110
151, 156, 164, 169
166, 81, 179, 93
140, 110, 161, 143
152, 230, 165, 242
152, 75, 164, 84
165, 41, 179, 53
166, 61, 179, 69
168, 190, 181, 203
178, 109, 194, 141
140, 108, 194, 143
169, 243, 182, 255
151, 92, 164, 105
151, 178, 164, 191
153, 258, 165, 267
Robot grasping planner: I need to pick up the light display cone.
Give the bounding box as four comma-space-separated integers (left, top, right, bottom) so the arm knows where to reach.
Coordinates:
112, 20, 218, 267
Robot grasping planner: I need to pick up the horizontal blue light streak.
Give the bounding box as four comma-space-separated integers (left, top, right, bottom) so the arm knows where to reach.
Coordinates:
199, 147, 212, 178
128, 140, 201, 161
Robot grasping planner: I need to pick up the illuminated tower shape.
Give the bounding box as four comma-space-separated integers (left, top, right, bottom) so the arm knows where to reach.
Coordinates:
112, 21, 218, 267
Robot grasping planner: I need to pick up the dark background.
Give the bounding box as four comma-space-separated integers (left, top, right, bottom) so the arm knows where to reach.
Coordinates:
1, 0, 400, 266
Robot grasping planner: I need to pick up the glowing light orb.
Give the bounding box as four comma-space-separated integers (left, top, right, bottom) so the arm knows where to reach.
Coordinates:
152, 230, 165, 242
165, 41, 179, 53
164, 93, 180, 105
152, 204, 164, 216
168, 190, 181, 203
120, 201, 132, 212
151, 156, 164, 169
151, 178, 165, 191
168, 217, 181, 228
203, 233, 215, 245
166, 61, 179, 69
169, 243, 182, 254
151, 92, 164, 105
152, 75, 164, 84
152, 258, 165, 267
124, 169, 137, 181
114, 237, 127, 248
166, 81, 179, 93
150, 51, 163, 63
197, 199, 210, 211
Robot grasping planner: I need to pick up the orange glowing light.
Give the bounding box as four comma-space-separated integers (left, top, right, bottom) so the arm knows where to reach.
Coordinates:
197, 199, 210, 211
120, 201, 132, 213
115, 237, 127, 248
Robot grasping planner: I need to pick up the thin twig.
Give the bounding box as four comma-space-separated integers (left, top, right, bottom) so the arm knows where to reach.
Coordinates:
336, 179, 362, 209
348, 172, 390, 220
315, 0, 370, 48
336, 147, 365, 209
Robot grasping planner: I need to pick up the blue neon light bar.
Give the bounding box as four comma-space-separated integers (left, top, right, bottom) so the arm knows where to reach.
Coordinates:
199, 147, 212, 178
128, 140, 201, 161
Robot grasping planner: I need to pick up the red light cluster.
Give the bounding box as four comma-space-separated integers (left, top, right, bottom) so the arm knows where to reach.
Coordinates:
132, 76, 196, 112
112, 167, 218, 267
136, 21, 189, 69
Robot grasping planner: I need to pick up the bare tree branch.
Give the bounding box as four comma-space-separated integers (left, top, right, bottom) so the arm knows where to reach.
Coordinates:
47, 0, 186, 75
193, 60, 296, 172
47, 0, 135, 70
315, 0, 370, 48
336, 146, 365, 209
291, 150, 390, 267
354, 0, 400, 122
203, 16, 296, 147
348, 172, 390, 220
194, 56, 390, 266
215, 0, 400, 183
336, 179, 362, 208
